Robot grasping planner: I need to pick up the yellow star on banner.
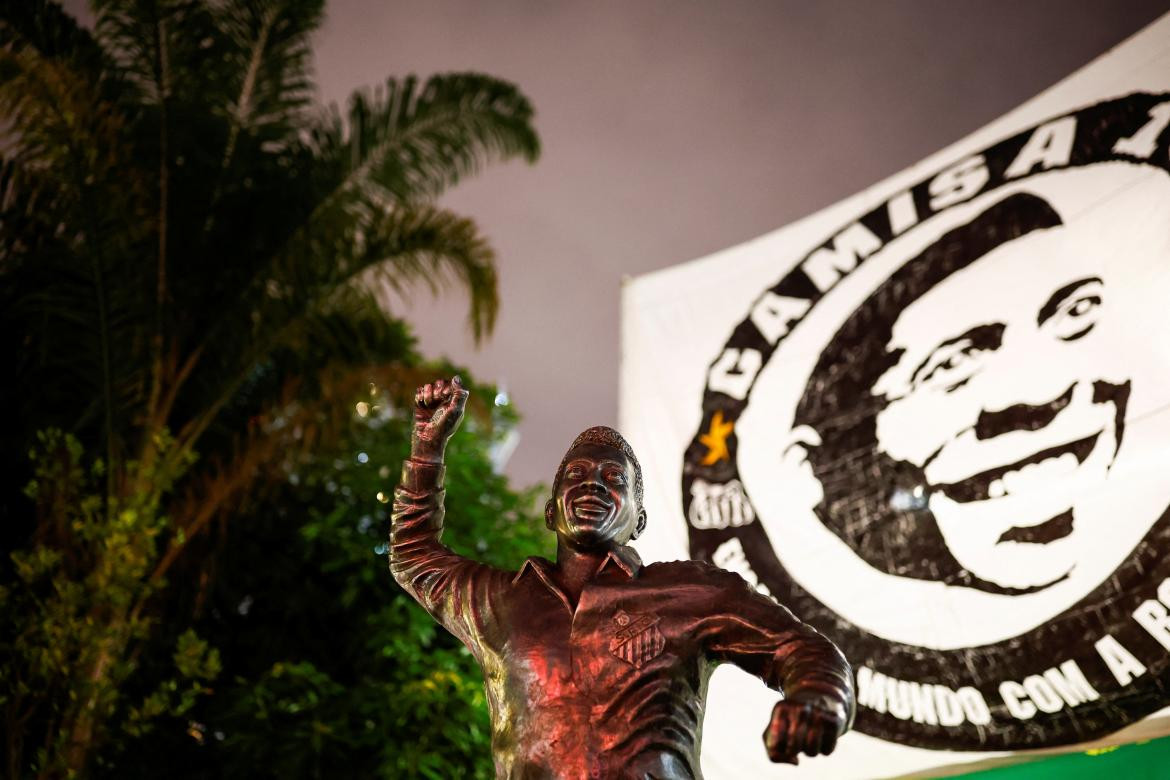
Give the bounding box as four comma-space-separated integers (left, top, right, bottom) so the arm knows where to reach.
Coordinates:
699, 411, 734, 465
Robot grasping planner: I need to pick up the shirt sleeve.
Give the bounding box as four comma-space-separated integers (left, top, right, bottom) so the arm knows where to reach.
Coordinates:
699, 567, 855, 726
389, 458, 507, 653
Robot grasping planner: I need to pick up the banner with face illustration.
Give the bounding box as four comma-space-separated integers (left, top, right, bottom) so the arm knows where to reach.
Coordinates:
620, 15, 1170, 779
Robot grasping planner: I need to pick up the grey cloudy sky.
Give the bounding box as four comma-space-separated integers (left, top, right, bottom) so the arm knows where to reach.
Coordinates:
309, 1, 1169, 488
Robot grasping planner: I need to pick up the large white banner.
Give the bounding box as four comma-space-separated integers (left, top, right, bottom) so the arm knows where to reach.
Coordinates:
621, 14, 1170, 778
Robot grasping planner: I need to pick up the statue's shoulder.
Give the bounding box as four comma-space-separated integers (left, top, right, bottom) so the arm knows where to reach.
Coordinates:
642, 558, 746, 590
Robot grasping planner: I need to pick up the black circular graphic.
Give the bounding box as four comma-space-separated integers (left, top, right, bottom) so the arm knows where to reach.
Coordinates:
683, 92, 1170, 750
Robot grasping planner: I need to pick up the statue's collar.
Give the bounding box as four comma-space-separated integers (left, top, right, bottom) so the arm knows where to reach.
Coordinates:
599, 544, 643, 577
512, 544, 643, 587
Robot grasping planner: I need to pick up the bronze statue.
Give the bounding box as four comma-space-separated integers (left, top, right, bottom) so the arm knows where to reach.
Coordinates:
390, 376, 855, 778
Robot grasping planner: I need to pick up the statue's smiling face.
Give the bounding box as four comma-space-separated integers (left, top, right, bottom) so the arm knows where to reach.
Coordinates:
551, 443, 643, 548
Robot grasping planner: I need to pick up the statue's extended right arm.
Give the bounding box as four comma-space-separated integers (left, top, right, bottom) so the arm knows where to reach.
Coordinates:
389, 376, 502, 649
698, 567, 855, 765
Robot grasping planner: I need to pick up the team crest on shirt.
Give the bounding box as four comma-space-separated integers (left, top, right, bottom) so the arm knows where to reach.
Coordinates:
609, 609, 665, 669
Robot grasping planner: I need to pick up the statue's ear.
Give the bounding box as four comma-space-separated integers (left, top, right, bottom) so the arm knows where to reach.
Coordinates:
544, 499, 556, 530
630, 508, 648, 541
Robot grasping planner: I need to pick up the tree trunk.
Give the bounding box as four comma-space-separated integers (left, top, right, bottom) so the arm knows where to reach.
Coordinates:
57, 623, 123, 779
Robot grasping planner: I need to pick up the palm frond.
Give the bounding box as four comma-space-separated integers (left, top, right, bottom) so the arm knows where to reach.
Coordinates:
0, 0, 109, 69
155, 352, 433, 586
0, 156, 59, 263
0, 16, 153, 481
309, 72, 540, 206
199, 0, 322, 242
172, 202, 498, 466
213, 288, 417, 439
92, 0, 201, 103
180, 73, 535, 389
359, 205, 500, 341
282, 287, 418, 369
275, 202, 500, 343
216, 0, 322, 159
0, 30, 126, 172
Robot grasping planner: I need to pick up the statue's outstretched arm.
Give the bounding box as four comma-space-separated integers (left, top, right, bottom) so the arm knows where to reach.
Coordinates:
389, 377, 503, 649
699, 567, 855, 765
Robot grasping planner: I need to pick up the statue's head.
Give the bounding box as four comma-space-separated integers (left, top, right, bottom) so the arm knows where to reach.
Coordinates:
546, 426, 646, 549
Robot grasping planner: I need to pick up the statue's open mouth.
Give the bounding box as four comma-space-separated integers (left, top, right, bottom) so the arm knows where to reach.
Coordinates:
571, 495, 612, 519
932, 432, 1100, 503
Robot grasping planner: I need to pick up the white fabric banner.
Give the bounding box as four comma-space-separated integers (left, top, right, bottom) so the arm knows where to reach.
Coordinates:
621, 14, 1170, 778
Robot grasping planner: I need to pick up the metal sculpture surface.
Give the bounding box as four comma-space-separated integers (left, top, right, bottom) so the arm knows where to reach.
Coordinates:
390, 377, 855, 778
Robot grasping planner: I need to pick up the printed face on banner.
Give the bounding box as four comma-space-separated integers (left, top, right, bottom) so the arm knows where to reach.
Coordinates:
777, 167, 1170, 637
683, 93, 1170, 751
872, 223, 1128, 592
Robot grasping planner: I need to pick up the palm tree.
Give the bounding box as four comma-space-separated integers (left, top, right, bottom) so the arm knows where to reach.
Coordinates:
0, 1, 539, 775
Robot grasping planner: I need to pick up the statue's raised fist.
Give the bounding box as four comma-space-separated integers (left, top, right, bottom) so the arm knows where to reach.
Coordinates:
411, 376, 469, 462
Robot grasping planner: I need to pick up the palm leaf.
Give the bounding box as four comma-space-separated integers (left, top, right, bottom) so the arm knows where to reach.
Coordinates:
358, 205, 500, 341
210, 287, 417, 442
309, 72, 540, 206
268, 202, 500, 345
174, 203, 498, 462
180, 72, 536, 408
91, 0, 210, 104
215, 0, 322, 161
0, 0, 111, 73
0, 12, 153, 483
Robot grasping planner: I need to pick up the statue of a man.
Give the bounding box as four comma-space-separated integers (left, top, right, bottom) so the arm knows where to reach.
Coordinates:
391, 377, 855, 778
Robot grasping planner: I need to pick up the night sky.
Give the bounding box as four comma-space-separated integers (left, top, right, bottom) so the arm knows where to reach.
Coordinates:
65, 0, 1170, 486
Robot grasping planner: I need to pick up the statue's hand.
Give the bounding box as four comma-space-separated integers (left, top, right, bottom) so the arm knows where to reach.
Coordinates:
411, 376, 469, 463
763, 699, 846, 765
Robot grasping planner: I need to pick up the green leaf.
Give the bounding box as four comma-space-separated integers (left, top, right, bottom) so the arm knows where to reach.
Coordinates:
310, 72, 540, 205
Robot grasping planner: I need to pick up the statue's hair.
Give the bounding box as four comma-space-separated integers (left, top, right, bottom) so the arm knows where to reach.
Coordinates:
553, 426, 644, 508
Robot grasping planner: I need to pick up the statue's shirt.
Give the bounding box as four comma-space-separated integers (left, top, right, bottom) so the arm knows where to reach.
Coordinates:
391, 460, 852, 780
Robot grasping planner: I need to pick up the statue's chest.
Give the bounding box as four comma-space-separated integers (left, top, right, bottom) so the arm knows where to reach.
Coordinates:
502, 579, 696, 705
